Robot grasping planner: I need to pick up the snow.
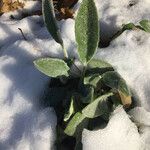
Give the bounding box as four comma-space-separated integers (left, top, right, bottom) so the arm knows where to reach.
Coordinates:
0, 7, 57, 148
82, 106, 142, 150
129, 107, 150, 150
0, 0, 150, 149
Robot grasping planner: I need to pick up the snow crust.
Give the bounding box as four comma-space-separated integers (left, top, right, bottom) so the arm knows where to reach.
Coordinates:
0, 0, 150, 149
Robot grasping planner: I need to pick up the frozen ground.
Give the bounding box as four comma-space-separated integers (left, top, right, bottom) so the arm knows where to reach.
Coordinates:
0, 0, 150, 149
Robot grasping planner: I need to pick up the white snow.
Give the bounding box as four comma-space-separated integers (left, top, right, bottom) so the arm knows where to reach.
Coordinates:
0, 0, 150, 149
129, 107, 150, 150
82, 106, 142, 150
0, 7, 57, 149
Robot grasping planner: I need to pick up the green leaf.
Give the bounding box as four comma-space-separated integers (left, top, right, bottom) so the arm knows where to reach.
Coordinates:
84, 74, 102, 87
42, 0, 63, 46
82, 92, 113, 118
88, 59, 112, 69
64, 97, 75, 122
86, 59, 114, 76
34, 58, 69, 77
102, 71, 130, 95
102, 71, 132, 106
64, 112, 87, 137
140, 20, 150, 32
75, 0, 99, 65
122, 23, 136, 31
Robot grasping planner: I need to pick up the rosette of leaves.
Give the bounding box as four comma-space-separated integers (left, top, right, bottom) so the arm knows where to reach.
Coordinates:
34, 0, 132, 149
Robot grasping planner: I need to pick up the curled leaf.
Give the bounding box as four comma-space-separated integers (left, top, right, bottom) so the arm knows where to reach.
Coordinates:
64, 97, 75, 122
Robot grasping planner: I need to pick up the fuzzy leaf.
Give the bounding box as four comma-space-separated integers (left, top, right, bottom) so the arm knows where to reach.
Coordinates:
122, 23, 136, 31
42, 0, 63, 45
64, 112, 87, 136
75, 0, 99, 64
34, 58, 69, 77
84, 74, 102, 87
82, 92, 113, 118
102, 71, 130, 95
88, 59, 112, 69
140, 20, 150, 32
64, 97, 75, 122
102, 71, 132, 106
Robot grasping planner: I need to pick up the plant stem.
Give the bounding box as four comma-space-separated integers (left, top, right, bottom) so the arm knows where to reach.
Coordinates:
62, 44, 68, 59
81, 66, 86, 80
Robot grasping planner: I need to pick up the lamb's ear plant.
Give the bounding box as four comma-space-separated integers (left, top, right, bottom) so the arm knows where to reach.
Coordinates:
112, 20, 150, 40
34, 0, 132, 149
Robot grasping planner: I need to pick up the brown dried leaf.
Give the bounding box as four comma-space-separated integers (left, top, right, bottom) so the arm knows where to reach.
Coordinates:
118, 91, 132, 108
54, 0, 78, 20
57, 7, 74, 20
0, 0, 24, 13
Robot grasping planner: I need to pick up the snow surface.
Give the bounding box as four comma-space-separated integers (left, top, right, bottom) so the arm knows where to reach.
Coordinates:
0, 2, 57, 149
0, 0, 150, 149
82, 106, 142, 150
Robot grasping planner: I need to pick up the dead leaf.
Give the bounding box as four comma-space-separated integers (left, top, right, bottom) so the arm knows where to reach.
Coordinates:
0, 0, 24, 13
54, 0, 78, 20
118, 91, 132, 108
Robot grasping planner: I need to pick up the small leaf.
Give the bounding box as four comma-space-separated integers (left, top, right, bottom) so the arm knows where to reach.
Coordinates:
82, 92, 113, 118
102, 71, 130, 95
84, 74, 102, 87
88, 59, 112, 69
42, 0, 63, 45
34, 58, 69, 77
75, 0, 99, 64
102, 71, 132, 106
122, 23, 136, 31
140, 20, 150, 32
64, 112, 87, 136
64, 97, 75, 122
